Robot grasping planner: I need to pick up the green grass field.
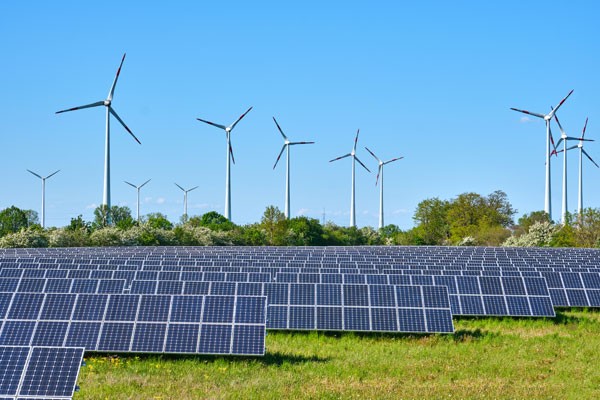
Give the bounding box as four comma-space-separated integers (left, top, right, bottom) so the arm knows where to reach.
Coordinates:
75, 309, 600, 399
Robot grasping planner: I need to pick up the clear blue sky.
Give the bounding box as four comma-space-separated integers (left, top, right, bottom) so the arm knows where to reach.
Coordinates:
1, 1, 599, 228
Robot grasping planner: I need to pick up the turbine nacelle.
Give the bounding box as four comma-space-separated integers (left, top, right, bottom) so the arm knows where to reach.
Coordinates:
104, 100, 111, 106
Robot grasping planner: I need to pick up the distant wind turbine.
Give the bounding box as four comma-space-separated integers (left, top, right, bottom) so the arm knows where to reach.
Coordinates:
365, 147, 403, 229
196, 107, 253, 222
510, 90, 573, 220
26, 169, 60, 228
124, 179, 151, 223
551, 112, 593, 224
555, 118, 598, 216
272, 117, 315, 219
175, 183, 198, 220
329, 129, 370, 227
56, 53, 141, 224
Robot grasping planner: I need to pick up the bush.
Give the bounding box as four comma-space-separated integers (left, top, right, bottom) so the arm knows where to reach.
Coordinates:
503, 221, 556, 247
0, 228, 49, 248
90, 227, 122, 247
47, 227, 91, 247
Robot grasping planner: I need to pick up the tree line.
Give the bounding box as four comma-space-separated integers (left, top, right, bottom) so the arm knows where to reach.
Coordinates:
1, 190, 600, 248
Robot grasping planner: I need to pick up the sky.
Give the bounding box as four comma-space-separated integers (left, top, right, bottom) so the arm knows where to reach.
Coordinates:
1, 1, 599, 229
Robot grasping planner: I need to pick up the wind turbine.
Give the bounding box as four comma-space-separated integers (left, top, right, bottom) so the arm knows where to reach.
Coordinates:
365, 147, 403, 229
551, 112, 594, 223
510, 90, 573, 220
26, 169, 60, 229
56, 53, 141, 224
329, 129, 371, 227
272, 117, 315, 219
554, 118, 598, 216
196, 107, 253, 222
175, 183, 198, 220
124, 179, 151, 223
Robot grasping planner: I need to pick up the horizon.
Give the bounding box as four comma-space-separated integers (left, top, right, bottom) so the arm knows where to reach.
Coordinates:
1, 1, 599, 229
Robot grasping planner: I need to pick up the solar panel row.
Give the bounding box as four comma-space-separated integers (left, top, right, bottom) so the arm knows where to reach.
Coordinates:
0, 293, 266, 355
0, 345, 83, 399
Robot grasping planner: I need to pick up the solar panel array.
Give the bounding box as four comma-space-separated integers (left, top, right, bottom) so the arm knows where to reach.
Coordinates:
0, 345, 84, 399
0, 292, 266, 355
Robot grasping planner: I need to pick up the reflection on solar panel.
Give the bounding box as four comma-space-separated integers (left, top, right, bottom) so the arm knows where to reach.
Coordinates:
0, 345, 84, 399
0, 293, 266, 356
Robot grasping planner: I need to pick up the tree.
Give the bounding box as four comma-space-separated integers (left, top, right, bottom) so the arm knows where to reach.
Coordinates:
574, 208, 600, 248
516, 211, 551, 236
286, 216, 324, 246
23, 210, 39, 227
260, 206, 288, 245
413, 198, 450, 245
145, 213, 173, 230
0, 206, 29, 237
93, 205, 133, 229
187, 211, 235, 231
66, 215, 91, 232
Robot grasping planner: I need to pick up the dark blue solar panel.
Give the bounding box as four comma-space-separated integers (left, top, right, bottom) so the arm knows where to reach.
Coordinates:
0, 321, 35, 345
566, 289, 588, 306
266, 305, 287, 329
502, 277, 527, 296
7, 293, 44, 320
97, 322, 134, 351
587, 290, 600, 307
131, 323, 167, 352
460, 295, 485, 315
265, 283, 288, 305
506, 296, 531, 315
483, 296, 508, 315
17, 278, 45, 293
157, 280, 184, 295
203, 296, 235, 323
523, 277, 550, 296
237, 282, 263, 296
397, 308, 426, 332
289, 306, 315, 329
396, 286, 422, 308
549, 289, 569, 307
98, 279, 126, 294
65, 322, 102, 349
343, 285, 369, 307
529, 297, 555, 316
235, 297, 266, 324
40, 294, 76, 320
316, 307, 342, 330
422, 286, 450, 309
130, 280, 157, 294
137, 295, 170, 322
317, 284, 342, 306
457, 276, 480, 294
31, 321, 69, 346
369, 285, 396, 307
344, 307, 370, 330
290, 284, 315, 306
210, 281, 236, 295
0, 346, 29, 396
371, 308, 397, 331
0, 293, 12, 319
183, 281, 209, 295
170, 296, 203, 323
44, 278, 72, 293
232, 325, 264, 355
198, 324, 231, 354
425, 309, 453, 333
104, 295, 140, 321
164, 324, 199, 353
71, 279, 98, 294
0, 279, 19, 292
581, 273, 600, 289
72, 294, 108, 321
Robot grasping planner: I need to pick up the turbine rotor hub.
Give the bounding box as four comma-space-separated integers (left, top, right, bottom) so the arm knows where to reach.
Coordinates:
104, 100, 111, 106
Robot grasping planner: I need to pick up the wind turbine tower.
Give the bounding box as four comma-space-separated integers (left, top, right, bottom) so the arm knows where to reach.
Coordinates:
510, 90, 573, 220
56, 53, 141, 224
124, 179, 151, 223
196, 107, 252, 222
26, 169, 60, 229
365, 147, 404, 229
272, 117, 314, 219
329, 129, 371, 227
175, 183, 198, 221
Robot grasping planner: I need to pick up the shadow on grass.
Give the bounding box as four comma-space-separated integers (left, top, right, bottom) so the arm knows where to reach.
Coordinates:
84, 351, 329, 366
269, 328, 500, 342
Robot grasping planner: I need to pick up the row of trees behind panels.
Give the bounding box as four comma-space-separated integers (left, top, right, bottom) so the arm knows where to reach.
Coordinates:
1, 190, 600, 248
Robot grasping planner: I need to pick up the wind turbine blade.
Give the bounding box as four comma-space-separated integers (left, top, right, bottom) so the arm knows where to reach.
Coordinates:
229, 143, 235, 164
509, 108, 545, 119
139, 179, 151, 188
384, 157, 404, 165
353, 129, 360, 152
109, 107, 141, 144
565, 145, 578, 151
188, 186, 199, 192
548, 89, 574, 117
196, 118, 227, 130
355, 156, 371, 173
553, 109, 567, 138
26, 169, 42, 179
567, 137, 594, 141
364, 147, 382, 163
45, 170, 61, 180
175, 183, 185, 191
273, 144, 287, 169
582, 117, 588, 139
329, 153, 351, 162
376, 165, 381, 186
272, 117, 288, 140
549, 124, 558, 155
230, 106, 253, 130
107, 53, 126, 101
555, 138, 563, 149
582, 149, 600, 168
56, 101, 104, 114
289, 141, 315, 145
124, 181, 137, 188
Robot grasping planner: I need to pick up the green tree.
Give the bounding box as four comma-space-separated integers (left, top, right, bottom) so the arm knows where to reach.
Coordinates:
23, 210, 39, 227
413, 198, 450, 245
286, 216, 324, 246
187, 211, 235, 231
260, 206, 288, 245
574, 208, 600, 248
0, 206, 29, 237
145, 213, 173, 230
92, 205, 133, 229
67, 215, 91, 232
516, 211, 551, 235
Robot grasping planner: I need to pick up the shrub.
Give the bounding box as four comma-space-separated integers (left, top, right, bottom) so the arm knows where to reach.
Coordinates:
0, 228, 48, 248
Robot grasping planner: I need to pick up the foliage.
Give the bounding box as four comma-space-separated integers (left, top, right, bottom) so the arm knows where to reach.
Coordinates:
286, 216, 324, 246
67, 215, 91, 232
187, 211, 235, 231
0, 206, 30, 237
0, 227, 48, 248
573, 208, 600, 248
144, 213, 173, 230
92, 205, 133, 229
413, 197, 450, 245
261, 206, 288, 245
503, 221, 557, 247
23, 209, 39, 227
47, 227, 91, 247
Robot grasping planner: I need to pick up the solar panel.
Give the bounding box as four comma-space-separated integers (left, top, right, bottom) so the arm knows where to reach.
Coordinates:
0, 292, 266, 356
0, 346, 84, 398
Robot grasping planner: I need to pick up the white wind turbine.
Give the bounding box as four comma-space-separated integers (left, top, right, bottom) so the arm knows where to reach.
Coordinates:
26, 169, 60, 228
175, 183, 198, 220
124, 179, 151, 223
329, 129, 371, 227
365, 147, 404, 229
272, 117, 315, 219
554, 117, 598, 216
56, 53, 141, 224
551, 112, 594, 223
510, 90, 573, 220
196, 107, 253, 222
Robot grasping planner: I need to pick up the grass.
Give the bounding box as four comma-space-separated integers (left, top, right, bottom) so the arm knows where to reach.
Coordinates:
76, 309, 600, 399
